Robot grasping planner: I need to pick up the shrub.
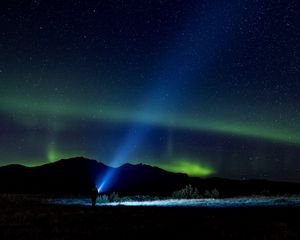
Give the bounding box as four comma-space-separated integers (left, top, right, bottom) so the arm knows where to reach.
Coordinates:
97, 194, 109, 203
203, 188, 220, 198
96, 192, 121, 203
211, 188, 220, 198
172, 184, 201, 199
108, 192, 120, 202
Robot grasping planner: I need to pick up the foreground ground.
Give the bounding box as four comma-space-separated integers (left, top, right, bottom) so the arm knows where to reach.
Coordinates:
0, 195, 299, 239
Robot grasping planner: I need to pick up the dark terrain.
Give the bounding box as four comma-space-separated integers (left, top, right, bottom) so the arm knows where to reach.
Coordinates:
0, 195, 299, 240
1, 157, 300, 239
1, 157, 300, 196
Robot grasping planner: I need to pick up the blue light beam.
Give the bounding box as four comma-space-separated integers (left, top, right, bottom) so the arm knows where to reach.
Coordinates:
97, 0, 249, 192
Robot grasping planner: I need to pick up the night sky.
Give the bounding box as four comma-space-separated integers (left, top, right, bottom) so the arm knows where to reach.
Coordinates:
0, 0, 299, 182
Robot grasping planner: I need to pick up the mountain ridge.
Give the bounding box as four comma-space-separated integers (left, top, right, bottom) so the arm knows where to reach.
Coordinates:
0, 157, 300, 196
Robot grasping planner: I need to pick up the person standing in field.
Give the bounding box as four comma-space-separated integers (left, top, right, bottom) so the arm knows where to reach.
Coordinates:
91, 185, 98, 207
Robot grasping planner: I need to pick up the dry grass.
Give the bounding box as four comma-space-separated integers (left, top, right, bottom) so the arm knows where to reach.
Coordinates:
0, 194, 299, 239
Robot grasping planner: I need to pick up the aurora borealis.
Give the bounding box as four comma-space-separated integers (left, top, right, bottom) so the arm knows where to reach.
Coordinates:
0, 0, 299, 181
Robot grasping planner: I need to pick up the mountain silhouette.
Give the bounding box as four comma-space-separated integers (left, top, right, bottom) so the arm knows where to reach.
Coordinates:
0, 157, 188, 195
0, 157, 299, 196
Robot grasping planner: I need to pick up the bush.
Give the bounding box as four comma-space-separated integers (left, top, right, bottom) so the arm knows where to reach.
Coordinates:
96, 192, 121, 203
108, 192, 120, 202
211, 188, 220, 198
203, 188, 220, 198
97, 194, 109, 203
172, 185, 201, 199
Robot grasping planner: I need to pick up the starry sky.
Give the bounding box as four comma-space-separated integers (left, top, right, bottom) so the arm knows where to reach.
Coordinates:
0, 0, 299, 182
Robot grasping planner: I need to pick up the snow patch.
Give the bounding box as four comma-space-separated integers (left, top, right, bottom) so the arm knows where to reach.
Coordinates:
49, 196, 300, 207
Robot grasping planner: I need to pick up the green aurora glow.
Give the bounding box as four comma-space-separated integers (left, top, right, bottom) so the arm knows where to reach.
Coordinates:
161, 159, 215, 177
1, 97, 299, 145
46, 144, 83, 163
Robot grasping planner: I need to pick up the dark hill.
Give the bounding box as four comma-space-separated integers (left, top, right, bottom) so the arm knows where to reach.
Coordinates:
0, 157, 300, 196
0, 157, 110, 194
0, 157, 188, 195
108, 163, 189, 195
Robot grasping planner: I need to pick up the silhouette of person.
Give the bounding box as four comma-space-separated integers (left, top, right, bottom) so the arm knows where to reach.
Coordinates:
91, 185, 98, 207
